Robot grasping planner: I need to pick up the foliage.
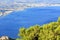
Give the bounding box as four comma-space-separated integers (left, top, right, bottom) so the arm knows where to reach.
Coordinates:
16, 17, 60, 40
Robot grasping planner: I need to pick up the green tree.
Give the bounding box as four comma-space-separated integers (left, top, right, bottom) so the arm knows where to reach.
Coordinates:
16, 17, 60, 40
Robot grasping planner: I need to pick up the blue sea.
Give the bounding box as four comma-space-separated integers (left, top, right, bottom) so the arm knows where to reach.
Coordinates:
0, 6, 60, 38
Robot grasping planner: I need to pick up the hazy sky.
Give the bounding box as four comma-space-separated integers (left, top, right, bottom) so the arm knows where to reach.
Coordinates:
0, 0, 60, 4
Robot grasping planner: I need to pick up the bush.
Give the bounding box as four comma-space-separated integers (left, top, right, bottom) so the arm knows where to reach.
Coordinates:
16, 17, 60, 40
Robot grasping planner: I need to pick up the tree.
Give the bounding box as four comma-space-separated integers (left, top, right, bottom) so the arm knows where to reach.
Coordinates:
16, 17, 60, 40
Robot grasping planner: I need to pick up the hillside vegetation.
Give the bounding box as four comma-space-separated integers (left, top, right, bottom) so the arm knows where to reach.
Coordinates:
16, 17, 60, 40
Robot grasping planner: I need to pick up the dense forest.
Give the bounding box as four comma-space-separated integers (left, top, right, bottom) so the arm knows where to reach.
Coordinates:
16, 17, 60, 40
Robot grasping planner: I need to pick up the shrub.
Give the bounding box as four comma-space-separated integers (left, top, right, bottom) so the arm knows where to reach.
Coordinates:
16, 17, 60, 40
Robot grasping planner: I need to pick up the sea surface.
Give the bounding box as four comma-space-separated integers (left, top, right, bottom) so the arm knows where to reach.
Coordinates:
0, 6, 60, 38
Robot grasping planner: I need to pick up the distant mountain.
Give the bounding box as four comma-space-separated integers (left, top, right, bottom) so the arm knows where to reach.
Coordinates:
1, 3, 60, 16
